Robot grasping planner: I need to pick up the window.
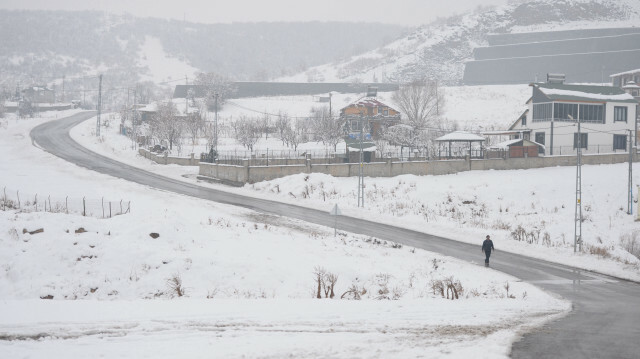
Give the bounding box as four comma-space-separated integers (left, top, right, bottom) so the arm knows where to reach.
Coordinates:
521, 114, 526, 126
613, 134, 627, 151
533, 103, 552, 122
573, 133, 588, 149
383, 109, 389, 116
614, 106, 627, 122
553, 103, 578, 121
578, 104, 605, 124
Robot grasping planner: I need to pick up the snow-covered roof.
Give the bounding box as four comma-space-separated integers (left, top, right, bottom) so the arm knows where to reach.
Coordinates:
533, 83, 638, 103
482, 130, 531, 136
138, 99, 199, 116
343, 97, 396, 110
346, 144, 376, 152
610, 68, 640, 78
622, 81, 640, 90
435, 131, 485, 142
490, 139, 545, 150
490, 139, 522, 149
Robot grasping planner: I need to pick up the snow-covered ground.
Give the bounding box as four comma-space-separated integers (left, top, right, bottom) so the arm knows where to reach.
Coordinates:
0, 111, 570, 357
71, 86, 640, 285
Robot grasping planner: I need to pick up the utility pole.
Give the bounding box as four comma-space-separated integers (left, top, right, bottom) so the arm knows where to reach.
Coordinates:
550, 119, 554, 156
185, 75, 189, 121
570, 114, 582, 252
96, 74, 102, 137
357, 114, 365, 208
628, 129, 634, 215
214, 93, 219, 156
435, 79, 439, 116
133, 85, 138, 148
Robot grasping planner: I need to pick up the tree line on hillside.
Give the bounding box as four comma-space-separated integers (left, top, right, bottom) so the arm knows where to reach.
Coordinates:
0, 10, 406, 99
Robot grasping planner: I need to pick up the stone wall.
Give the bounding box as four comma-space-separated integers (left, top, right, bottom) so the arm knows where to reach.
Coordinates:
138, 149, 199, 166
199, 152, 638, 185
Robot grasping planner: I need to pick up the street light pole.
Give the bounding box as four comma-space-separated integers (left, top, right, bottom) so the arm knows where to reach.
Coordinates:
214, 93, 219, 157
628, 129, 633, 215
569, 114, 582, 252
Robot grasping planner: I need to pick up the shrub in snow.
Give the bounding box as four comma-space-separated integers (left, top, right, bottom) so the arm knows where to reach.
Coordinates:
340, 283, 367, 300
430, 276, 463, 300
166, 273, 185, 297
313, 266, 338, 299
620, 230, 640, 259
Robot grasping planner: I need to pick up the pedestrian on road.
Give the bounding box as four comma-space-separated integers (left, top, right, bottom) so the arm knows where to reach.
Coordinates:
482, 235, 495, 267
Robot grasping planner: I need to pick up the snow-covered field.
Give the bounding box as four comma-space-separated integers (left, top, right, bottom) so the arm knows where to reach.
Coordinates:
70, 86, 640, 283
0, 112, 570, 357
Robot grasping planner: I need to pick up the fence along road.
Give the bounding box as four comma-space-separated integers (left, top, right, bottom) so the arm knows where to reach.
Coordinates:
31, 111, 640, 359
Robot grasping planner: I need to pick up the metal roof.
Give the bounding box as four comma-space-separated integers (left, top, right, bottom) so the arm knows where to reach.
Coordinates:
532, 83, 638, 104
435, 131, 485, 142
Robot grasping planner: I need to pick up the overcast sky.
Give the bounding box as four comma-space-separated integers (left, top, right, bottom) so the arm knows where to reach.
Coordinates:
0, 0, 508, 26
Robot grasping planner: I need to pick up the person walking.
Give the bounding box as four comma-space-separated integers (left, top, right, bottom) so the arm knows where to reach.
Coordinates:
482, 235, 495, 267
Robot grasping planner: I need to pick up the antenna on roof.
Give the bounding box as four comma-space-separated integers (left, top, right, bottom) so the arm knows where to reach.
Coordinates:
547, 73, 565, 84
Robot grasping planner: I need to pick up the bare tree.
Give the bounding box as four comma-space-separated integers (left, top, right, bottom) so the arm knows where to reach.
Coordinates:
150, 101, 183, 151
284, 119, 309, 151
233, 115, 260, 151
392, 79, 443, 132
194, 72, 235, 112
391, 80, 444, 156
275, 112, 291, 146
310, 106, 344, 152
184, 113, 204, 147
258, 113, 271, 140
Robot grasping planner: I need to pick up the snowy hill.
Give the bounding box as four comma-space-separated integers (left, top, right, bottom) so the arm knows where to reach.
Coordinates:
279, 0, 640, 85
0, 10, 406, 86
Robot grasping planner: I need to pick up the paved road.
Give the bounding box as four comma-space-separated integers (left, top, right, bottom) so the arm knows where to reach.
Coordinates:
31, 112, 640, 358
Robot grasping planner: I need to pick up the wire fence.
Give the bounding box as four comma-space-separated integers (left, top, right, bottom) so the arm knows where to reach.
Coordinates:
1, 186, 131, 219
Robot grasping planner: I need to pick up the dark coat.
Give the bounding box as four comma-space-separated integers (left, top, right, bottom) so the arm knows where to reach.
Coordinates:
482, 239, 494, 253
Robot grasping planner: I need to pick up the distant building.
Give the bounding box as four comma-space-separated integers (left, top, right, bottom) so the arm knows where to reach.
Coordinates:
610, 68, 640, 89
173, 85, 208, 99
340, 97, 400, 138
22, 85, 55, 104
509, 77, 638, 154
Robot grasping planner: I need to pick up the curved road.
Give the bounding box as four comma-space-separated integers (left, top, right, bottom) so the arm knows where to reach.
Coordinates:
32, 112, 640, 358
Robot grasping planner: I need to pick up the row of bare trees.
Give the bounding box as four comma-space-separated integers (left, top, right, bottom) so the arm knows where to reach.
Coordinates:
139, 78, 446, 158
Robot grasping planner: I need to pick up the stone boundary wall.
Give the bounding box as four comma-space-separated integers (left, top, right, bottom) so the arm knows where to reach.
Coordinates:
139, 149, 199, 166
199, 152, 638, 185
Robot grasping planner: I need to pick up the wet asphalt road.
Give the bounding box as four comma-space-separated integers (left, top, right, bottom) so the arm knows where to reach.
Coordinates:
30, 112, 640, 358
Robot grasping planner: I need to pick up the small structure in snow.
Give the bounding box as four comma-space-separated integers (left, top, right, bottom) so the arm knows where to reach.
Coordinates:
488, 138, 544, 159
434, 131, 485, 159
344, 136, 376, 163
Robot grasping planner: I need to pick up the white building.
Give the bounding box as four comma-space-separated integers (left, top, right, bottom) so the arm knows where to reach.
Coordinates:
509, 81, 638, 155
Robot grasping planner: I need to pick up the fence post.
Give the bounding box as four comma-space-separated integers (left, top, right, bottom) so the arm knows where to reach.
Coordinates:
102, 197, 105, 218
48, 195, 51, 212
109, 202, 112, 218
65, 196, 68, 214
83, 197, 86, 217
2, 187, 5, 211
34, 194, 38, 212
16, 190, 20, 209
120, 200, 123, 215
